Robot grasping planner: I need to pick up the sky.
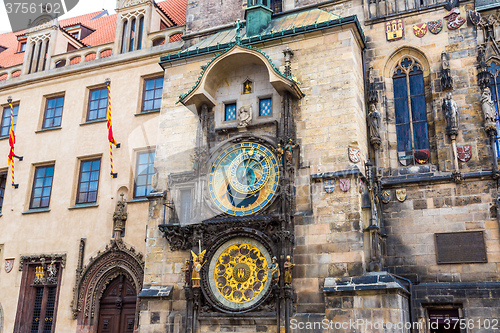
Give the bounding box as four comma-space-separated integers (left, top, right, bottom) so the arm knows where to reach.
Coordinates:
0, 0, 117, 34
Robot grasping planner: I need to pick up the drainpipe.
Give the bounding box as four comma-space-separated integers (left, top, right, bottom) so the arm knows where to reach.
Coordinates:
389, 273, 415, 333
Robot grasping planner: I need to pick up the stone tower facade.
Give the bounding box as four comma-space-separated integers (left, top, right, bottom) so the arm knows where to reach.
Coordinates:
140, 0, 500, 330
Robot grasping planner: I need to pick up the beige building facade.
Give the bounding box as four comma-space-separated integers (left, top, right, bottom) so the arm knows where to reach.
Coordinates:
0, 0, 184, 332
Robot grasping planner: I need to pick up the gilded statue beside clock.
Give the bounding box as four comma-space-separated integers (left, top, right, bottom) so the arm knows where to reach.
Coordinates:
208, 142, 280, 216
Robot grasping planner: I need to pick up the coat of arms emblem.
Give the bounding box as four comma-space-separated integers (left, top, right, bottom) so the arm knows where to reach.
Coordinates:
413, 23, 427, 38
385, 19, 404, 41
339, 179, 351, 192
324, 180, 335, 193
444, 7, 465, 30
4, 258, 14, 273
398, 151, 414, 166
468, 10, 481, 26
427, 20, 443, 34
414, 149, 429, 164
396, 189, 407, 202
457, 145, 472, 162
381, 190, 391, 204
348, 147, 361, 163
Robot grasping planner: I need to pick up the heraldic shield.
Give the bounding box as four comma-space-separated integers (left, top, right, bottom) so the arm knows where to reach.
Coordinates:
396, 189, 407, 202
381, 190, 391, 204
5, 258, 14, 273
414, 149, 429, 164
457, 145, 472, 162
413, 23, 427, 37
385, 19, 404, 41
428, 19, 443, 34
348, 147, 361, 163
340, 179, 351, 192
398, 151, 414, 166
324, 179, 335, 193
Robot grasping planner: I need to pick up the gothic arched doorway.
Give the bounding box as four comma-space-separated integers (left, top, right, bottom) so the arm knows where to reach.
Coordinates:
97, 275, 137, 333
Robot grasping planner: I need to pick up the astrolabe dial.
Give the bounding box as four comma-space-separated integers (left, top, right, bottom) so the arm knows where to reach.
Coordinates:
208, 238, 272, 311
208, 142, 279, 216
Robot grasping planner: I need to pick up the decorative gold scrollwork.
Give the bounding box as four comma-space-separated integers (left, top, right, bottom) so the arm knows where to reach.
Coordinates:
213, 243, 268, 303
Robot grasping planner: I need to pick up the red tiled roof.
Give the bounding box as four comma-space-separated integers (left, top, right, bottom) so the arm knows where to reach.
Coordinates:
0, 31, 25, 68
157, 0, 186, 26
81, 14, 117, 46
170, 33, 183, 42
0, 0, 186, 70
59, 11, 104, 28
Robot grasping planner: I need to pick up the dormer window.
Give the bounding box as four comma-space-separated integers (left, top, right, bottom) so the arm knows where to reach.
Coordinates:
271, 0, 282, 13
17, 36, 27, 53
64, 24, 95, 42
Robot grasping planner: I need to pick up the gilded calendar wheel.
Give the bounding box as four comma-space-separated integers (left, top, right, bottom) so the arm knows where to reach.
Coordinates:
206, 237, 272, 311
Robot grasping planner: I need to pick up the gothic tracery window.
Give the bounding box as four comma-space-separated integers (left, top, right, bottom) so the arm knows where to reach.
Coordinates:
487, 62, 500, 157
392, 57, 429, 165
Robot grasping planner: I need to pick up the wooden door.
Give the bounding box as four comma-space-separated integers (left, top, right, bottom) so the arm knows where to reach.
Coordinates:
97, 276, 137, 333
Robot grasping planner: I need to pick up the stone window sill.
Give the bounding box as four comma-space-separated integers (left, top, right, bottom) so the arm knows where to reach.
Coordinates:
80, 118, 107, 126
68, 203, 99, 210
127, 197, 149, 203
135, 109, 160, 116
22, 208, 50, 214
35, 126, 62, 133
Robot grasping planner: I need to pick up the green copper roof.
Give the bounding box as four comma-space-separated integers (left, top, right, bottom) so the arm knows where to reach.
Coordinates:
160, 11, 365, 65
184, 8, 342, 52
160, 9, 365, 104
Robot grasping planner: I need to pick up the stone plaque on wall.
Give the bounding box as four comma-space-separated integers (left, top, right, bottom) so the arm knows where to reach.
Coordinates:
435, 231, 487, 264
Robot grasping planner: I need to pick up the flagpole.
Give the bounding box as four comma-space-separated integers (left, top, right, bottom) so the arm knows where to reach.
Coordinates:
105, 79, 120, 178
7, 96, 21, 189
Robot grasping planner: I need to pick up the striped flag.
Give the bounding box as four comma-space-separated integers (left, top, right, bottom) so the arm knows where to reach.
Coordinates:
106, 80, 118, 177
7, 98, 16, 187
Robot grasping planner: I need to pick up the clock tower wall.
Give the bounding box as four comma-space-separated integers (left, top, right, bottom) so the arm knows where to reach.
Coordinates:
283, 28, 370, 313
143, 22, 371, 332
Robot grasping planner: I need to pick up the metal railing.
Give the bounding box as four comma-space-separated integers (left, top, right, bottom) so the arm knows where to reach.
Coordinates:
365, 0, 448, 21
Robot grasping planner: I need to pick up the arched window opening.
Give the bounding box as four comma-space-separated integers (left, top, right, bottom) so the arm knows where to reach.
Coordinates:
55, 59, 66, 68
129, 18, 136, 52
28, 43, 35, 74
35, 41, 43, 72
271, 0, 282, 13
121, 20, 128, 54
152, 37, 165, 46
137, 16, 144, 50
42, 39, 49, 71
393, 57, 429, 166
487, 62, 500, 157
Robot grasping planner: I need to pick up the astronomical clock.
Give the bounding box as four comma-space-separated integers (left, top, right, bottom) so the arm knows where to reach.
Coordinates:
159, 44, 302, 329
208, 142, 280, 216
195, 140, 281, 312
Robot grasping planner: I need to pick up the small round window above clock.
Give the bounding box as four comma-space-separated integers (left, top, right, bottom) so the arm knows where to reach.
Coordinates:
208, 142, 280, 216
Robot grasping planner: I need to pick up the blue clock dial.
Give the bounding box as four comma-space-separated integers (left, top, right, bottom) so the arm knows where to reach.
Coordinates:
208, 142, 280, 216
